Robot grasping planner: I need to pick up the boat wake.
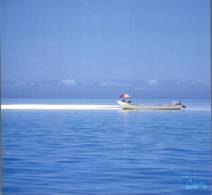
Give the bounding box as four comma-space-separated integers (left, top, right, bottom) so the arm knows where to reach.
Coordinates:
1, 104, 210, 111
1, 104, 120, 110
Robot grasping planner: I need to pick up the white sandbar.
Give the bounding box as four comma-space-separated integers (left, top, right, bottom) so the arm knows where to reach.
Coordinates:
1, 104, 120, 110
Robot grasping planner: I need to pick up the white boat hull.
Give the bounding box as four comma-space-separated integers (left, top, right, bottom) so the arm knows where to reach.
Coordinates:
117, 101, 184, 110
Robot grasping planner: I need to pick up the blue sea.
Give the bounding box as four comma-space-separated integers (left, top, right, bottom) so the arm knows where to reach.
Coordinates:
2, 99, 212, 195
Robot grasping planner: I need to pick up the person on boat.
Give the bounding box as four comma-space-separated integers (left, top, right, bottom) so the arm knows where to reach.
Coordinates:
119, 93, 131, 103
172, 101, 182, 105
121, 99, 131, 104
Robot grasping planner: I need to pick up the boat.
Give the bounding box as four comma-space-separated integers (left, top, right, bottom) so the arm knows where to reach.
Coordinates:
117, 100, 186, 110
117, 93, 186, 110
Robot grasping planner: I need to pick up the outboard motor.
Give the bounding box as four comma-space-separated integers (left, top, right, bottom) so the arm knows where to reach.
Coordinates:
182, 104, 186, 108
172, 101, 186, 108
178, 102, 186, 108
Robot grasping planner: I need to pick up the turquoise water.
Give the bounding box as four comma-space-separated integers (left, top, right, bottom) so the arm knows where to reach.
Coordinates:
2, 99, 212, 195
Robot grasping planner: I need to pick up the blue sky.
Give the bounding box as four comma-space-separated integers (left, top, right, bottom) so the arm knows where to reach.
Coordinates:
1, 0, 211, 98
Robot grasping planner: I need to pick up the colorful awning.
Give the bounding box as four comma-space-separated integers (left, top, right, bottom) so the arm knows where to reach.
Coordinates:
119, 93, 130, 98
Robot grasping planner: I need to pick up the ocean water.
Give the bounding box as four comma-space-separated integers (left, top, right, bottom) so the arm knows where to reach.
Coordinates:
2, 99, 212, 195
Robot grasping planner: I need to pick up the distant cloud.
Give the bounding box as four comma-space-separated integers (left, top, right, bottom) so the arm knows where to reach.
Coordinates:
2, 79, 210, 98
61, 79, 77, 86
14, 81, 25, 87
195, 79, 210, 85
2, 81, 26, 88
100, 81, 130, 87
148, 80, 158, 86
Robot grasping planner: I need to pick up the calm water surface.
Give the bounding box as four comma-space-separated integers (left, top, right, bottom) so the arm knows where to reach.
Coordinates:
2, 99, 212, 195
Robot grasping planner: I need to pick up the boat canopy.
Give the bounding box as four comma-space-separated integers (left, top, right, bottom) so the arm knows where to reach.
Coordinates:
119, 93, 130, 99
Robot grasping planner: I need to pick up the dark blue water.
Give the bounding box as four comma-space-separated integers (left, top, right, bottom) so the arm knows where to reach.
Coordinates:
2, 99, 212, 195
